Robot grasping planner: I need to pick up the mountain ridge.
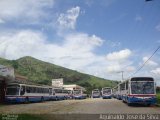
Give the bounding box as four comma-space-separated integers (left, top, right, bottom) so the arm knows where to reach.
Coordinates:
0, 56, 118, 93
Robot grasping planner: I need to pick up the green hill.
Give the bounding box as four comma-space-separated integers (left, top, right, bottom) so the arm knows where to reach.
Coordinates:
0, 56, 118, 94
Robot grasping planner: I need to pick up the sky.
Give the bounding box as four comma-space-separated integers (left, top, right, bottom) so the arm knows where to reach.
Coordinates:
0, 0, 160, 84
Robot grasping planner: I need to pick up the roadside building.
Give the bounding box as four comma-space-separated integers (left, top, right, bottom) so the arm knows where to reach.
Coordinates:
0, 65, 15, 103
0, 65, 29, 103
52, 78, 63, 88
63, 84, 86, 91
51, 78, 85, 91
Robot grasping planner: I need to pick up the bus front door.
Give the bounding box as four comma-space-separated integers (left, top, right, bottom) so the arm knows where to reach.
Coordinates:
0, 78, 6, 103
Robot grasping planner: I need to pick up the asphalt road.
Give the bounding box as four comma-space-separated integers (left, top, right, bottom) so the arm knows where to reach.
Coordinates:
0, 98, 160, 114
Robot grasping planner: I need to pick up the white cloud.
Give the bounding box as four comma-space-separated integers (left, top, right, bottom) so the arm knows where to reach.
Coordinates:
0, 29, 135, 81
0, 0, 54, 23
0, 30, 47, 59
105, 49, 133, 75
0, 18, 5, 24
125, 66, 135, 72
106, 62, 135, 73
64, 33, 103, 52
155, 23, 160, 31
151, 68, 160, 75
0, 30, 104, 69
106, 63, 121, 73
106, 49, 132, 61
142, 57, 158, 67
57, 6, 80, 30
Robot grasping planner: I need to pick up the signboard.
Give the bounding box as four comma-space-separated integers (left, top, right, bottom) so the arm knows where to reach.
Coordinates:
52, 78, 63, 87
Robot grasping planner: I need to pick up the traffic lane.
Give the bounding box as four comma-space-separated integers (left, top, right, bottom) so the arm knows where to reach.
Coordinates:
0, 98, 159, 114
0, 100, 80, 114
68, 98, 160, 114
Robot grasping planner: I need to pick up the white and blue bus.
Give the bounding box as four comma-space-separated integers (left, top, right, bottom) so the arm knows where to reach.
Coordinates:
119, 77, 156, 106
92, 89, 101, 98
101, 87, 112, 99
5, 83, 51, 103
53, 88, 69, 100
112, 86, 118, 98
73, 89, 87, 99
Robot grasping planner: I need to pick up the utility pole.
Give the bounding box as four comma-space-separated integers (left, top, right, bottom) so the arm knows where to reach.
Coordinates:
117, 71, 124, 82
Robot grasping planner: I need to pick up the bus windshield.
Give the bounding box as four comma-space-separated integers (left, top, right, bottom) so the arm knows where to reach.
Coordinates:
131, 82, 154, 94
103, 89, 111, 94
93, 91, 100, 94
74, 90, 81, 95
6, 85, 20, 95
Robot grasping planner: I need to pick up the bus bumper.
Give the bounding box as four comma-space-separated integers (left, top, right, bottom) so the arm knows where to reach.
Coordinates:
117, 95, 122, 100
74, 96, 85, 99
5, 97, 25, 103
127, 96, 156, 105
92, 96, 100, 98
102, 95, 112, 99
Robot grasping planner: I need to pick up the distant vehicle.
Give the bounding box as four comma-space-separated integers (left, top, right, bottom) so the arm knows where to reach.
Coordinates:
112, 86, 118, 98
5, 83, 51, 103
115, 77, 157, 106
73, 89, 87, 99
101, 87, 112, 99
53, 88, 69, 100
92, 89, 101, 98
67, 90, 74, 99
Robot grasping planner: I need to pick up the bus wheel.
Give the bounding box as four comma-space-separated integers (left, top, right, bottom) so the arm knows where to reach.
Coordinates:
147, 104, 151, 107
55, 97, 58, 101
127, 103, 132, 106
41, 97, 44, 102
25, 97, 29, 104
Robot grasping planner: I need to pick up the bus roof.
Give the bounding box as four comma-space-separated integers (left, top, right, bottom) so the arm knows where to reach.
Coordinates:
92, 89, 99, 91
7, 83, 52, 88
102, 87, 111, 89
131, 77, 154, 81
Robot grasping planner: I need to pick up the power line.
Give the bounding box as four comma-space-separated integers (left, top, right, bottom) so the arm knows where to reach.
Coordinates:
129, 46, 160, 78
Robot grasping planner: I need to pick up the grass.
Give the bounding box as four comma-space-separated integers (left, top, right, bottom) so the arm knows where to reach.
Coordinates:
0, 104, 5, 108
156, 93, 160, 106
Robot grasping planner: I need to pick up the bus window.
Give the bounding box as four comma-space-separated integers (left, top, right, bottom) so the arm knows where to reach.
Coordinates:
55, 89, 62, 93
131, 81, 154, 94
63, 90, 69, 94
52, 90, 55, 95
126, 81, 128, 90
26, 87, 31, 93
6, 85, 20, 95
46, 88, 49, 93
120, 83, 125, 90
20, 86, 25, 95
49, 88, 52, 95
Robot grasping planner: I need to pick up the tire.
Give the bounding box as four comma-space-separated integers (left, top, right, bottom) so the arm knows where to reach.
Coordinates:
147, 103, 151, 107
56, 96, 58, 101
25, 97, 29, 104
41, 97, 44, 102
127, 103, 132, 106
